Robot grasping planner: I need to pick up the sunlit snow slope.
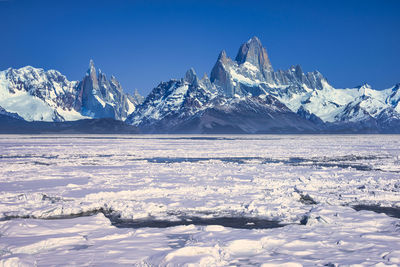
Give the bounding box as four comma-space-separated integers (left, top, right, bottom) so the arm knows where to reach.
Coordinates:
0, 61, 142, 122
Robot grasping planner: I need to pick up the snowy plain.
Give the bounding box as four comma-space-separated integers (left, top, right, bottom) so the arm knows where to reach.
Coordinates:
0, 135, 399, 266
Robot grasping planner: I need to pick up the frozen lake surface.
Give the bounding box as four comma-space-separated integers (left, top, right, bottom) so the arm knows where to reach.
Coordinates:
0, 135, 399, 266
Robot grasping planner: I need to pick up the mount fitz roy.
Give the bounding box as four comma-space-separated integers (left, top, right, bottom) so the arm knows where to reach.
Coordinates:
1, 36, 400, 133
127, 36, 400, 133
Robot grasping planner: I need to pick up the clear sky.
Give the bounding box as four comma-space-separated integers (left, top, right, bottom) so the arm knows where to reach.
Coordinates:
0, 0, 399, 95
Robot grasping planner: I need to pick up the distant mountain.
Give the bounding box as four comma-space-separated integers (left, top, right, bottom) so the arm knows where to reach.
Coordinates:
127, 36, 400, 133
0, 60, 143, 122
1, 37, 399, 133
126, 68, 222, 132
126, 68, 319, 133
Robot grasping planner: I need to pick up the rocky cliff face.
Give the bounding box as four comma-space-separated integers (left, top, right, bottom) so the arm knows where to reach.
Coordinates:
210, 37, 326, 99
0, 60, 142, 122
75, 60, 139, 120
235, 36, 273, 72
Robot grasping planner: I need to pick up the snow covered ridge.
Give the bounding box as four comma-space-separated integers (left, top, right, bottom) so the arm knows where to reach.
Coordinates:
0, 61, 143, 122
1, 36, 400, 133
127, 36, 400, 133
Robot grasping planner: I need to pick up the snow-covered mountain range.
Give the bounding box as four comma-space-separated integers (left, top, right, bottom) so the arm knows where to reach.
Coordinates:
127, 36, 400, 133
0, 60, 142, 122
1, 36, 399, 133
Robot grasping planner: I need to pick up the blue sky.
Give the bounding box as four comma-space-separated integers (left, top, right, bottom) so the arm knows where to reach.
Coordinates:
0, 0, 399, 95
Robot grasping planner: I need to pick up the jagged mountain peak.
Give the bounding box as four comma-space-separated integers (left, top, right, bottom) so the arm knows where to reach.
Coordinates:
88, 59, 96, 75
2, 37, 400, 133
247, 36, 262, 44
18, 65, 38, 72
89, 59, 95, 69
0, 61, 141, 122
216, 50, 231, 66
288, 64, 304, 80
133, 89, 144, 103
235, 36, 273, 71
110, 75, 118, 83
77, 61, 140, 120
184, 68, 198, 84
210, 37, 327, 97
355, 83, 372, 90
289, 64, 302, 72
364, 83, 372, 88
199, 73, 212, 89
86, 59, 99, 90
218, 50, 227, 60
356, 83, 375, 97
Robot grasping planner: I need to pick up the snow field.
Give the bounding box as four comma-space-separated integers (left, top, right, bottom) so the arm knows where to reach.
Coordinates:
0, 135, 399, 266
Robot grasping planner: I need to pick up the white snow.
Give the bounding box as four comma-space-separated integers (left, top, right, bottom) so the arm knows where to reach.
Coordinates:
229, 65, 263, 87
56, 107, 90, 121
126, 99, 136, 116
0, 135, 399, 265
220, 56, 400, 123
131, 83, 192, 124
0, 68, 87, 122
274, 79, 400, 123
242, 62, 260, 73
0, 71, 57, 121
94, 95, 106, 108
